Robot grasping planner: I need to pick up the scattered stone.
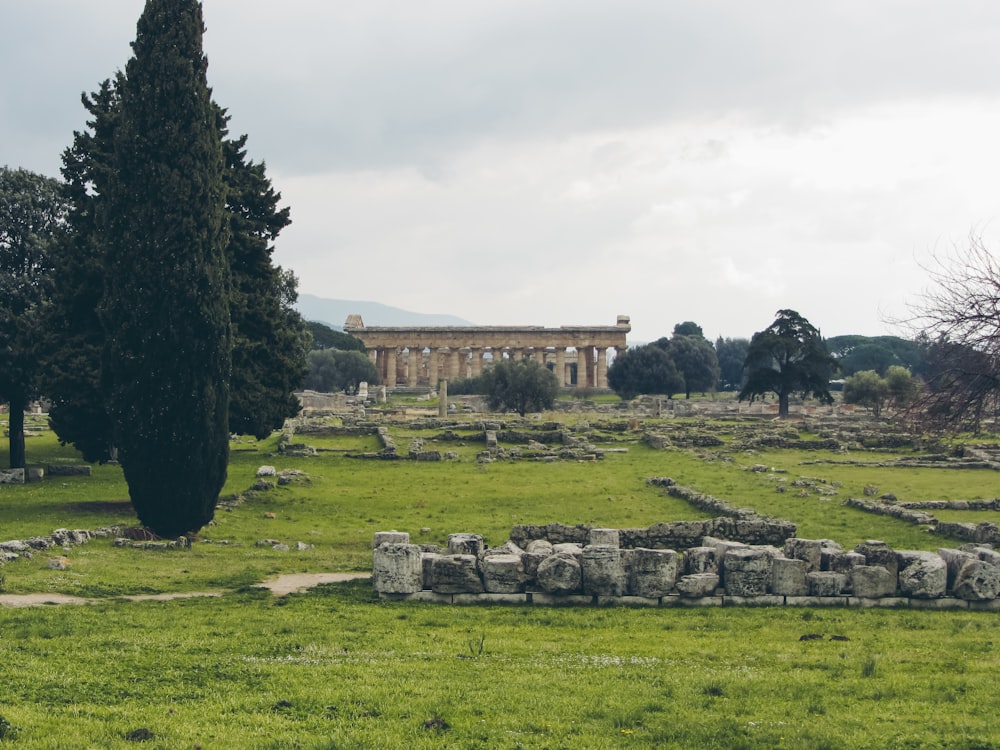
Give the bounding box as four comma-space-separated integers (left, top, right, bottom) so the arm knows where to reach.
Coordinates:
256, 465, 277, 477
47, 557, 70, 570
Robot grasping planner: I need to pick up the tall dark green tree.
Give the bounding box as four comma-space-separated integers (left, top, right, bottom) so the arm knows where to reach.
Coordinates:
739, 309, 837, 417
39, 81, 121, 463
0, 166, 68, 468
223, 126, 310, 438
101, 0, 230, 536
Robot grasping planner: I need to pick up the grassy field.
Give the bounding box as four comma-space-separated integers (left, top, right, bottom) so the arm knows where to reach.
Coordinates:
1, 407, 1000, 748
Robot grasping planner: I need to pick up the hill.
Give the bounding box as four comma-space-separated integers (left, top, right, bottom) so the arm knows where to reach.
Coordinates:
294, 294, 475, 330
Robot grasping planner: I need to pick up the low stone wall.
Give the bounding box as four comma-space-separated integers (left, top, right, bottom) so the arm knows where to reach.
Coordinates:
372, 529, 1000, 609
845, 497, 1000, 544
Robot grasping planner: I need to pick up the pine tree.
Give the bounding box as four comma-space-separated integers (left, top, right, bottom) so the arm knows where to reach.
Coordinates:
101, 0, 231, 536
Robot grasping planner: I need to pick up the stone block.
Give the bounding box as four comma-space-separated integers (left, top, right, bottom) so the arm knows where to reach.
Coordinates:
676, 573, 720, 597
421, 552, 441, 589
528, 592, 595, 606
403, 590, 453, 604
482, 554, 526, 594
676, 595, 723, 607
897, 551, 947, 598
967, 599, 1000, 611
625, 548, 678, 598
850, 565, 897, 599
724, 547, 772, 596
938, 548, 976, 591
0, 469, 25, 485
771, 557, 809, 596
807, 571, 847, 597
908, 597, 968, 610
849, 596, 909, 608
45, 464, 92, 477
552, 542, 583, 560
854, 540, 899, 578
373, 531, 410, 548
783, 596, 849, 607
595, 595, 660, 607
26, 467, 44, 482
724, 595, 784, 607
431, 554, 484, 594
953, 560, 1000, 601
453, 593, 527, 605
830, 552, 866, 576
525, 539, 553, 555
536, 552, 583, 594
783, 538, 823, 571
589, 528, 620, 547
448, 533, 484, 557
372, 543, 423, 594
582, 545, 626, 596
684, 546, 718, 575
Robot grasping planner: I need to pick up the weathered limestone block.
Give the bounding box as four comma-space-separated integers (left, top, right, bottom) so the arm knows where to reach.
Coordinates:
854, 540, 899, 579
850, 565, 897, 598
897, 551, 947, 598
0, 469, 25, 485
256, 465, 277, 477
953, 560, 1000, 601
974, 547, 1000, 568
938, 548, 975, 591
552, 543, 583, 561
771, 557, 808, 596
830, 552, 867, 576
536, 552, 583, 594
625, 548, 678, 598
51, 529, 89, 546
448, 533, 484, 557
482, 554, 526, 593
0, 540, 30, 553
589, 528, 620, 548
684, 546, 718, 575
421, 552, 441, 589
521, 552, 549, 581
807, 571, 847, 597
481, 540, 524, 561
26, 467, 44, 482
819, 540, 845, 571
723, 547, 772, 596
525, 539, 553, 555
431, 554, 484, 594
676, 573, 720, 597
783, 538, 824, 571
582, 545, 626, 596
372, 543, 423, 594
373, 531, 410, 548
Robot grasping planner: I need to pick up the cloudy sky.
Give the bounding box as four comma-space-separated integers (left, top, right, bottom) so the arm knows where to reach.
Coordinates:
5, 1, 1000, 343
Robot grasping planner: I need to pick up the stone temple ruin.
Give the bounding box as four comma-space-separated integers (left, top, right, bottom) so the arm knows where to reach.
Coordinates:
343, 315, 631, 389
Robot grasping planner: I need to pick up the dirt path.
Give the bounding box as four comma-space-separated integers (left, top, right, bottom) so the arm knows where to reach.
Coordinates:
0, 572, 371, 608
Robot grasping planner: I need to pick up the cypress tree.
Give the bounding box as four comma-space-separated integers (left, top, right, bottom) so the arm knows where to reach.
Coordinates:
101, 0, 230, 536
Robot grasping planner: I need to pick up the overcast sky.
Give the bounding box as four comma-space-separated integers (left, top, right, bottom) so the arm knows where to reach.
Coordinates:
5, 1, 1000, 343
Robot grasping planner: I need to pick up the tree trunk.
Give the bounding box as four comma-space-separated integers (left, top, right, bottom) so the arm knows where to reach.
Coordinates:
7, 394, 26, 469
778, 392, 790, 418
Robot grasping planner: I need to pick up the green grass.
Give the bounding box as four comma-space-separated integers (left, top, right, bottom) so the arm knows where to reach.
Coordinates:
1, 582, 998, 748
2, 408, 1000, 747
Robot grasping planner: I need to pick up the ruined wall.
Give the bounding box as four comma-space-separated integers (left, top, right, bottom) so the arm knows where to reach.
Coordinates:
372, 528, 1000, 609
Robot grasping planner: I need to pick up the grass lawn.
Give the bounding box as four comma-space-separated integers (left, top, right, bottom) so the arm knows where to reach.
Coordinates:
1, 407, 999, 748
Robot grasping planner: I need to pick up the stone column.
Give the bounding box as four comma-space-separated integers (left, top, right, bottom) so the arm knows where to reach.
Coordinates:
577, 346, 592, 388
367, 348, 377, 366
448, 349, 461, 380
596, 347, 608, 389
470, 348, 484, 376
429, 349, 442, 388
407, 347, 420, 387
384, 348, 397, 387
535, 347, 547, 366
555, 348, 567, 386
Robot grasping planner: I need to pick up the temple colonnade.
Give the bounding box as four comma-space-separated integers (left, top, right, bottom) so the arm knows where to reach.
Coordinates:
343, 315, 631, 390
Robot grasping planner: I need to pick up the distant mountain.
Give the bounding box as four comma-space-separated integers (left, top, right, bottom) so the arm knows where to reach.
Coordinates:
295, 294, 476, 330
